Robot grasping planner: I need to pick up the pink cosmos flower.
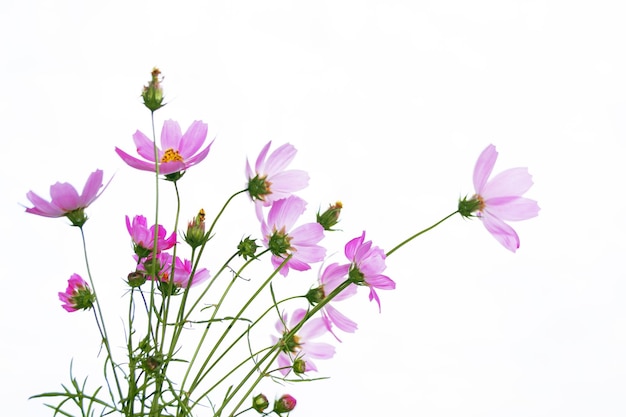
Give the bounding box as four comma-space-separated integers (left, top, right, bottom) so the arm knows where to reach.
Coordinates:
58, 273, 94, 312
115, 120, 213, 175
273, 308, 335, 376
461, 144, 540, 252
316, 262, 358, 340
345, 231, 396, 312
126, 215, 177, 257
246, 141, 309, 206
261, 196, 326, 277
139, 252, 210, 289
24, 169, 108, 225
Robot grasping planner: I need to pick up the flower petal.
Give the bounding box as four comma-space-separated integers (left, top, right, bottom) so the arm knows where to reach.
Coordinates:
480, 212, 520, 252
160, 119, 183, 151
132, 130, 159, 162
484, 197, 540, 221
115, 147, 158, 172
473, 144, 498, 194
178, 120, 208, 157
49, 182, 80, 211
482, 167, 534, 200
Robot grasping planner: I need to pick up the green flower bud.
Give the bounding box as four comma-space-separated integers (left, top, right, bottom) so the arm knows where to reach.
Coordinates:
184, 209, 209, 249
252, 393, 269, 413
316, 201, 342, 231
273, 394, 297, 414
127, 271, 147, 288
292, 358, 307, 374
237, 236, 260, 260
142, 67, 165, 112
305, 286, 325, 305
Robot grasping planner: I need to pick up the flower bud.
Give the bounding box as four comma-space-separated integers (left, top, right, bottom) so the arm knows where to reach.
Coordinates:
292, 358, 307, 374
316, 201, 342, 231
184, 209, 209, 249
127, 271, 146, 288
58, 274, 95, 312
237, 236, 260, 260
252, 393, 269, 413
305, 286, 325, 305
273, 394, 297, 414
142, 67, 165, 112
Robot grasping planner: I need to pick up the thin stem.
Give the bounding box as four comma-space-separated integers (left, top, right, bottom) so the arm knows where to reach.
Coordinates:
385, 210, 459, 257
78, 227, 124, 403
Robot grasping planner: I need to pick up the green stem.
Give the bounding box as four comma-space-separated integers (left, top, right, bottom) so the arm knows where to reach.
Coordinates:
385, 210, 459, 257
78, 227, 123, 403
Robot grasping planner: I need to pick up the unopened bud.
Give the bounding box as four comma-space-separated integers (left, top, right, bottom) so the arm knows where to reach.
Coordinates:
273, 394, 297, 414
184, 209, 209, 249
317, 201, 342, 231
237, 236, 260, 260
252, 393, 269, 413
142, 67, 165, 112
127, 271, 147, 288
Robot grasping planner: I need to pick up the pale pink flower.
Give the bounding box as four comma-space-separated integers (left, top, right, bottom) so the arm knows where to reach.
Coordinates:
317, 262, 357, 339
273, 308, 335, 376
24, 169, 108, 222
115, 120, 213, 175
58, 273, 94, 313
345, 231, 396, 312
246, 141, 309, 206
463, 144, 540, 252
261, 196, 326, 276
126, 215, 176, 257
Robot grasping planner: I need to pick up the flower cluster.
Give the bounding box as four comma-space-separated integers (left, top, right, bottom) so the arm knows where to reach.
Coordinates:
24, 69, 538, 417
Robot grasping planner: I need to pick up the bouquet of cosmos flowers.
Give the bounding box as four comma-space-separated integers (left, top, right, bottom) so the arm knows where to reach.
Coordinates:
24, 69, 539, 417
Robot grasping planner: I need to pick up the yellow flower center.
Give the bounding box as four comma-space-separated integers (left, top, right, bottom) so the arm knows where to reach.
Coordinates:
474, 194, 486, 211
161, 148, 184, 163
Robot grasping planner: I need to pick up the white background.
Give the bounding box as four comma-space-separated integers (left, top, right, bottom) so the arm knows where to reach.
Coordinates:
1, 1, 625, 416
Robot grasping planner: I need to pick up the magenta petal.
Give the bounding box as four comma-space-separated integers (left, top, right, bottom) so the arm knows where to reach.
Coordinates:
160, 119, 183, 151
481, 213, 520, 252
49, 182, 80, 211
302, 341, 335, 359
325, 304, 357, 333
25, 191, 65, 217
473, 144, 498, 193
482, 167, 534, 199
484, 197, 540, 221
79, 169, 104, 206
264, 143, 297, 175
344, 231, 365, 260
132, 130, 159, 162
116, 148, 158, 172
184, 139, 214, 167
255, 141, 273, 173
178, 120, 208, 157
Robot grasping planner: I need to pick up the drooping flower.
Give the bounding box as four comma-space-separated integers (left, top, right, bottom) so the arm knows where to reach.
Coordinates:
458, 144, 540, 252
306, 262, 357, 340
273, 394, 297, 414
24, 169, 109, 227
115, 119, 213, 177
273, 308, 335, 376
345, 231, 396, 312
126, 215, 177, 258
246, 141, 309, 206
139, 252, 210, 293
58, 273, 95, 312
261, 196, 326, 276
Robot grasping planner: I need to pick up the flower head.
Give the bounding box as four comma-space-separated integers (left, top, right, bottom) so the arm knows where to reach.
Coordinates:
126, 215, 177, 258
115, 119, 213, 177
459, 144, 540, 252
273, 308, 335, 376
58, 274, 95, 312
345, 231, 396, 312
306, 262, 357, 340
246, 141, 309, 205
261, 196, 326, 276
25, 169, 109, 227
